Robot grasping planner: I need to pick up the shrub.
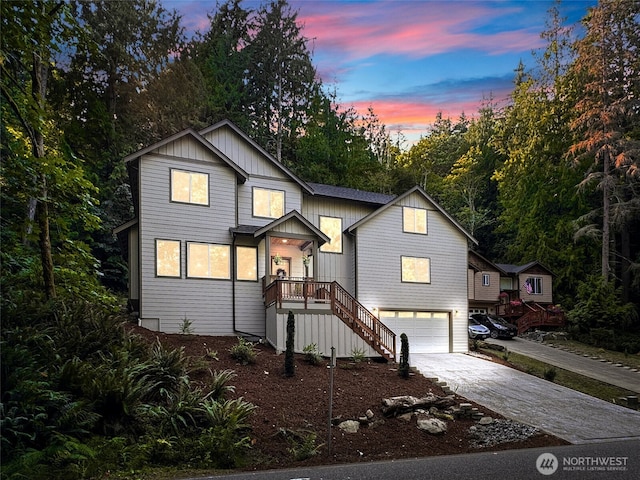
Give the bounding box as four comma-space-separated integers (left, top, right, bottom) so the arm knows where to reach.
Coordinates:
398, 333, 410, 378
543, 367, 557, 382
302, 343, 323, 365
286, 430, 323, 461
179, 316, 194, 334
350, 347, 366, 365
284, 311, 295, 377
229, 337, 258, 365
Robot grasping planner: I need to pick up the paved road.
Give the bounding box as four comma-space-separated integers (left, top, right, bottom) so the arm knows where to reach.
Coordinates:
182, 439, 640, 479
486, 337, 640, 394
411, 352, 640, 445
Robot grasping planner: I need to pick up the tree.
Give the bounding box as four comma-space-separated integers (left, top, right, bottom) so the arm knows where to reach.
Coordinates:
1, 1, 97, 299
398, 333, 410, 379
569, 0, 640, 299
245, 0, 320, 163
191, 0, 254, 130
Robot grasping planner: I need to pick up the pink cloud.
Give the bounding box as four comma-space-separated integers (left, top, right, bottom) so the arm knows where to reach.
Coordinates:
298, 1, 543, 60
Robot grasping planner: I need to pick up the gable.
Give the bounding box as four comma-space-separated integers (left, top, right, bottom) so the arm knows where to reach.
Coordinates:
200, 120, 312, 193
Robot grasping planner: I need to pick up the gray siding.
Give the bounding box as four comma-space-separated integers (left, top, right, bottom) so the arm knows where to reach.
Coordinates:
237, 177, 303, 227
302, 196, 376, 293
138, 144, 265, 335
354, 193, 469, 352
265, 307, 377, 358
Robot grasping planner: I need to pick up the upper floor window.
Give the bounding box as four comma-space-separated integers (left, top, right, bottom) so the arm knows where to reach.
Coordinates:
171, 169, 209, 205
401, 256, 431, 283
156, 239, 181, 277
236, 246, 257, 281
524, 277, 542, 295
403, 207, 427, 234
253, 187, 284, 218
319, 216, 342, 253
482, 273, 490, 286
187, 243, 230, 279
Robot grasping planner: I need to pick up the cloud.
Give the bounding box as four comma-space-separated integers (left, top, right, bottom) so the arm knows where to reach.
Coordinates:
297, 0, 545, 62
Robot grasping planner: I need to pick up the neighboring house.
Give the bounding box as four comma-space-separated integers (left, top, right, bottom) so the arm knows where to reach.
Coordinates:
467, 252, 563, 333
468, 250, 506, 316
115, 120, 477, 360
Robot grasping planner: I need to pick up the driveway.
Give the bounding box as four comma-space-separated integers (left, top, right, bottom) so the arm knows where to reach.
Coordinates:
411, 352, 640, 445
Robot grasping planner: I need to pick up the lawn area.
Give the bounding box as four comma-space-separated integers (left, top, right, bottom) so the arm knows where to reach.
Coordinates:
480, 346, 638, 408
540, 338, 640, 370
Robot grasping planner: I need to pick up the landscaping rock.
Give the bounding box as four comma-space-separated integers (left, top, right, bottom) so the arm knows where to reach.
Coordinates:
338, 420, 360, 433
416, 416, 447, 435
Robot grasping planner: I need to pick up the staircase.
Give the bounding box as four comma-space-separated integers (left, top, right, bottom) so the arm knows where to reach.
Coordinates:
331, 282, 396, 362
263, 278, 396, 361
516, 302, 565, 335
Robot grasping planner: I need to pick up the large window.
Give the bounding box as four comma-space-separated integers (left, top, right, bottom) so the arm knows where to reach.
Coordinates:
156, 239, 181, 277
171, 169, 209, 205
236, 246, 257, 281
187, 243, 230, 279
401, 256, 431, 283
524, 277, 542, 295
403, 207, 427, 234
253, 187, 284, 218
319, 216, 342, 253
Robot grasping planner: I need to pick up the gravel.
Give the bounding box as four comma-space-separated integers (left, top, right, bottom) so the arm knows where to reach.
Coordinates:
468, 419, 540, 448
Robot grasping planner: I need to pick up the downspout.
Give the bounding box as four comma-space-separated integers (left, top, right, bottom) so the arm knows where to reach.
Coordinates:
231, 231, 262, 340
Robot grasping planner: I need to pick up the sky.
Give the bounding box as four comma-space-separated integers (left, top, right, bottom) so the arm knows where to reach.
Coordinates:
166, 0, 596, 143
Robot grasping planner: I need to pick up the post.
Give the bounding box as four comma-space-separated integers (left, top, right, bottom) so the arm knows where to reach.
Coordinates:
327, 346, 336, 456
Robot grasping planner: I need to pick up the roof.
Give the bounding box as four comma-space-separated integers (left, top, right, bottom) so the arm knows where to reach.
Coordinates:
468, 250, 508, 275
307, 182, 396, 205
496, 261, 555, 276
201, 119, 314, 195
123, 128, 249, 183
231, 210, 330, 246
347, 185, 478, 245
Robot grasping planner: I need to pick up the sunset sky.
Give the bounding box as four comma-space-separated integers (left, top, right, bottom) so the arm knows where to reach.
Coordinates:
167, 0, 596, 142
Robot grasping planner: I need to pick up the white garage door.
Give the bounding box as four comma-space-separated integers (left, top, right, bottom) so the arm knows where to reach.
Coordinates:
379, 311, 450, 354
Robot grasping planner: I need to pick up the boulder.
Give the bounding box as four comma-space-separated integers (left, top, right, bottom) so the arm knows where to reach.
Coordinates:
417, 416, 447, 435
338, 420, 360, 433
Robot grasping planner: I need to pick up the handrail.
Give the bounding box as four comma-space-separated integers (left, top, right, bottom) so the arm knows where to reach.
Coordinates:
262, 278, 396, 360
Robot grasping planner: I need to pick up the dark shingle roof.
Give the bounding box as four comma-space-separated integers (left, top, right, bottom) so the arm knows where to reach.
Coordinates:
307, 182, 396, 205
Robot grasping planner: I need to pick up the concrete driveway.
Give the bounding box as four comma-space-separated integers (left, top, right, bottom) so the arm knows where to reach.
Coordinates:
412, 352, 640, 444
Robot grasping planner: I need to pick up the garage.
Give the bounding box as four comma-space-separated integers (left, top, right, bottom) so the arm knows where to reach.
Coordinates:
379, 311, 451, 354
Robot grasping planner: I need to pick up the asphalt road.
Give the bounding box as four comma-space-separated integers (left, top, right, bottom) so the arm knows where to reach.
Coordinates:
180, 439, 640, 480
486, 337, 640, 394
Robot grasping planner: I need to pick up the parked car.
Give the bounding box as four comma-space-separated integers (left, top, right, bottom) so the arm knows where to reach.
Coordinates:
470, 313, 518, 339
468, 317, 491, 339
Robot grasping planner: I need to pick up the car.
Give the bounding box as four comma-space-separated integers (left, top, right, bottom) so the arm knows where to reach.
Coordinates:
468, 317, 491, 339
471, 313, 518, 339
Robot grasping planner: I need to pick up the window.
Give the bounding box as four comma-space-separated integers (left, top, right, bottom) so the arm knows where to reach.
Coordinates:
403, 207, 427, 234
156, 239, 180, 277
524, 277, 542, 295
236, 246, 257, 281
187, 243, 230, 279
319, 216, 342, 253
482, 273, 490, 286
253, 187, 284, 218
401, 256, 431, 283
171, 169, 209, 205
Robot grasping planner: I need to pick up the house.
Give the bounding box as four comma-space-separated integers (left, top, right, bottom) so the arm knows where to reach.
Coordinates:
114, 120, 477, 360
467, 251, 564, 334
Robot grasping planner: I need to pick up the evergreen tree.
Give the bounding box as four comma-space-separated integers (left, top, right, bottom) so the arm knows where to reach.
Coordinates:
569, 0, 640, 300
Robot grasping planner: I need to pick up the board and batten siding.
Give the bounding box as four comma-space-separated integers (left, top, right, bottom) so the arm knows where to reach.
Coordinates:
138, 148, 256, 335
354, 193, 469, 353
302, 196, 376, 293
265, 307, 377, 358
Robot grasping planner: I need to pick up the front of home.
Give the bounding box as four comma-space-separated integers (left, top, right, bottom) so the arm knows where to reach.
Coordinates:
115, 120, 476, 359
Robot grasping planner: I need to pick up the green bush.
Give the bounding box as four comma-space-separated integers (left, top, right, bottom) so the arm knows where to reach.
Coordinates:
229, 337, 258, 365
543, 367, 557, 382
303, 343, 323, 365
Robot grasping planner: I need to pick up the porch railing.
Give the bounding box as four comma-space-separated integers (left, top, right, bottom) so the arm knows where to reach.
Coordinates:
263, 278, 396, 361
